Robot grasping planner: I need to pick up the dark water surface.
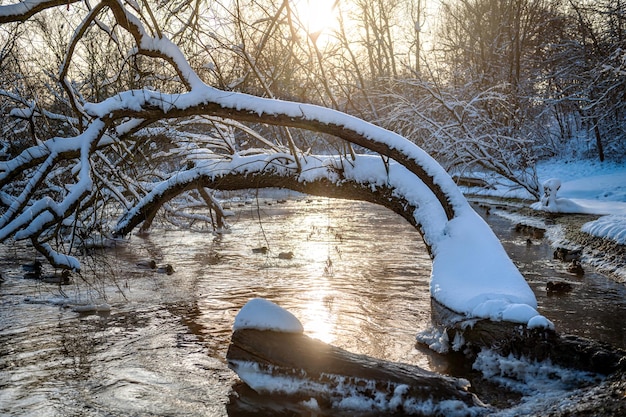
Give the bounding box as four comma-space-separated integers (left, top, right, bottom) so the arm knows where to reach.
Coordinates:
1, 196, 624, 416
477, 204, 626, 348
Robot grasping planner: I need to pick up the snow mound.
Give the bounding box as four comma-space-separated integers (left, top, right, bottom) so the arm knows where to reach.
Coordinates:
430, 208, 550, 328
531, 198, 588, 214
234, 298, 304, 333
582, 215, 626, 245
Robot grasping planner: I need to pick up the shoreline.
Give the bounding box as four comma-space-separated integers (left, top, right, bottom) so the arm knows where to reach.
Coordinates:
469, 196, 626, 283
470, 196, 626, 417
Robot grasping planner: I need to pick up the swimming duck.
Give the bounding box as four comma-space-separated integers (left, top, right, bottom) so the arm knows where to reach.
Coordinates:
22, 260, 43, 273
546, 281, 573, 294
252, 246, 268, 254
137, 260, 157, 269
22, 261, 43, 279
553, 247, 582, 262
567, 260, 585, 276
156, 264, 175, 275
278, 251, 294, 260
42, 270, 71, 285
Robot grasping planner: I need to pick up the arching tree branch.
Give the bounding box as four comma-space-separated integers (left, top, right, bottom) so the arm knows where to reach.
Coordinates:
114, 161, 421, 244
90, 89, 461, 221
0, 0, 81, 23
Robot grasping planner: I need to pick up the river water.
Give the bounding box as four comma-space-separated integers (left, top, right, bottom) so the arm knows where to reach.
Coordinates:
1, 194, 625, 416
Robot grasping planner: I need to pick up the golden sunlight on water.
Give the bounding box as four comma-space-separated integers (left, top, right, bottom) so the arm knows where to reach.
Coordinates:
291, 209, 346, 344
300, 285, 337, 344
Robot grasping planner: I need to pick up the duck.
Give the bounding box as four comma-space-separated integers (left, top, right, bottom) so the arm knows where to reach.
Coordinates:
22, 261, 43, 279
278, 251, 294, 260
252, 246, 268, 254
42, 270, 71, 285
567, 260, 585, 276
23, 271, 41, 280
546, 281, 573, 294
137, 260, 157, 269
553, 247, 582, 262
156, 264, 175, 275
22, 260, 43, 273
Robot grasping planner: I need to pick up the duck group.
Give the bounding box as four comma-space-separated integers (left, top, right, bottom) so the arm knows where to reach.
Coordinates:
136, 260, 175, 275
42, 270, 72, 285
22, 261, 72, 284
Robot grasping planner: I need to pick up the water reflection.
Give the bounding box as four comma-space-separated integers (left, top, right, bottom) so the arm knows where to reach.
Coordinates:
1, 196, 625, 416
300, 281, 336, 344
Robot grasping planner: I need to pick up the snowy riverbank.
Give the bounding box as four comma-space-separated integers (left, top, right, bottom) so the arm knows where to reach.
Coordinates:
462, 158, 626, 282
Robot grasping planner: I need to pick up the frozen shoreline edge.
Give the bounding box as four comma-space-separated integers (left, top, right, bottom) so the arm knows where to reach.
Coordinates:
468, 195, 626, 284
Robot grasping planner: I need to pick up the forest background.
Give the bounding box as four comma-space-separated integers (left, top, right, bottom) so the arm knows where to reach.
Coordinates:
0, 0, 624, 267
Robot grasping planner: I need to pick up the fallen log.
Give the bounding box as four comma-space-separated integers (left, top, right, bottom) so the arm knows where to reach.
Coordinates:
227, 328, 489, 416
425, 300, 626, 375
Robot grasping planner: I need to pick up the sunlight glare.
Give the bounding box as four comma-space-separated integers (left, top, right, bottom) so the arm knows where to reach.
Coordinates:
290, 205, 341, 343
293, 0, 338, 40
301, 288, 336, 344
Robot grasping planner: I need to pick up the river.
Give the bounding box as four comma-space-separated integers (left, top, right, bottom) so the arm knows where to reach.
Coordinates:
1, 194, 625, 416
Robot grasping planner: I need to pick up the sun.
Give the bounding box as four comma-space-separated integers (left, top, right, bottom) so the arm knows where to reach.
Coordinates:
293, 0, 339, 41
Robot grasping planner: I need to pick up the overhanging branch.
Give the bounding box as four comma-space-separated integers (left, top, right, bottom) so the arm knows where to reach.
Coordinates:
114, 170, 422, 248
99, 95, 459, 221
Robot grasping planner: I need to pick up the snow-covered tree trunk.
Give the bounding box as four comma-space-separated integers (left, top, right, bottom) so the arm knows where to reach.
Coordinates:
539, 178, 561, 211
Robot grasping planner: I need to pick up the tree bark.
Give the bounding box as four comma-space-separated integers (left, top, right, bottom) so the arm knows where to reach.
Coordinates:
428, 300, 626, 375
593, 117, 605, 162
227, 329, 486, 412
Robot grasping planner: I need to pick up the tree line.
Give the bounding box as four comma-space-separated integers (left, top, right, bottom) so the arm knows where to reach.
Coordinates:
0, 0, 624, 267
2, 1, 624, 195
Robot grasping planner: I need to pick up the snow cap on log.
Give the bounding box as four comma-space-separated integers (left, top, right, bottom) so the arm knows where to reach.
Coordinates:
234, 298, 304, 333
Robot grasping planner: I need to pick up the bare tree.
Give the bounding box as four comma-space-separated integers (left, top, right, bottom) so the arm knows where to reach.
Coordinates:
379, 77, 540, 197
566, 0, 626, 161
0, 0, 465, 270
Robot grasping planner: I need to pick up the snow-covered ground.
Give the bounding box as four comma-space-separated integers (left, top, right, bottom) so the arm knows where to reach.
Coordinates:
531, 159, 626, 245
466, 158, 626, 245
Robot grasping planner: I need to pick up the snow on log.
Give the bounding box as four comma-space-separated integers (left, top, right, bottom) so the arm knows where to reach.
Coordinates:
227, 299, 488, 415
233, 298, 304, 333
